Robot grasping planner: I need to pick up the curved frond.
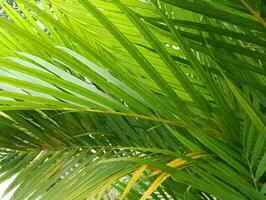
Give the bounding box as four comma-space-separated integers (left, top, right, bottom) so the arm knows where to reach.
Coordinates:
0, 0, 265, 199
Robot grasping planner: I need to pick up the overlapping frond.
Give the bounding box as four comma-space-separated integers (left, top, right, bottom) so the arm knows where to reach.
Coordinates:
0, 0, 265, 199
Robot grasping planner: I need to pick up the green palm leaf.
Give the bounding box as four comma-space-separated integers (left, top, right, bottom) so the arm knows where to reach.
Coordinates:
0, 0, 265, 199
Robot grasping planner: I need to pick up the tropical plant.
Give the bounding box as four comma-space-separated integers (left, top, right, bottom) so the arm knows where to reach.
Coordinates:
0, 0, 265, 199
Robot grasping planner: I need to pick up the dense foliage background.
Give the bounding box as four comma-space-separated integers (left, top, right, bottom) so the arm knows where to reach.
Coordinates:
0, 0, 265, 199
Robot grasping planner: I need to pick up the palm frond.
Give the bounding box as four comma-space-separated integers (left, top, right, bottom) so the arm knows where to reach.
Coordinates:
0, 0, 265, 199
